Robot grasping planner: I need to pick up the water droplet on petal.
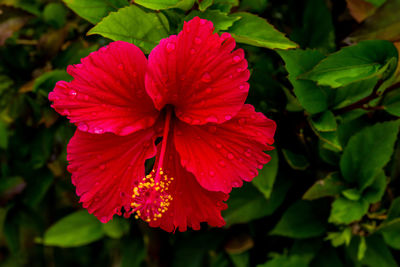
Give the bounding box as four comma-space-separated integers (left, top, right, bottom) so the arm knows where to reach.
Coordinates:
216, 143, 222, 149
233, 55, 241, 63
166, 42, 176, 53
190, 48, 196, 55
95, 182, 100, 186
229, 74, 233, 79
205, 87, 212, 93
84, 95, 89, 101
227, 153, 234, 160
219, 160, 226, 167
209, 170, 215, 176
250, 170, 258, 176
118, 64, 124, 70
93, 127, 104, 134
176, 130, 183, 136
78, 123, 88, 132
258, 164, 263, 169
245, 151, 251, 157
184, 116, 192, 123
225, 115, 232, 120
193, 119, 200, 124
239, 85, 245, 90
68, 89, 77, 98
100, 217, 108, 223
206, 115, 218, 123
120, 192, 126, 198
63, 109, 70, 116
232, 181, 241, 187
100, 164, 106, 170
201, 72, 212, 83
195, 37, 202, 44
200, 19, 207, 25
238, 118, 246, 125
236, 67, 242, 72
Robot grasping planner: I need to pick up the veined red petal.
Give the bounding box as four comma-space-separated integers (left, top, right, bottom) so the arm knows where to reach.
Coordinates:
49, 41, 159, 136
174, 104, 276, 194
147, 133, 228, 232
67, 128, 157, 223
146, 17, 249, 126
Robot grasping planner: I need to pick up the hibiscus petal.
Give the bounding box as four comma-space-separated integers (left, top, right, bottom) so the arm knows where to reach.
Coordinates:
174, 104, 276, 194
49, 41, 159, 136
146, 17, 250, 125
148, 135, 228, 232
67, 128, 157, 223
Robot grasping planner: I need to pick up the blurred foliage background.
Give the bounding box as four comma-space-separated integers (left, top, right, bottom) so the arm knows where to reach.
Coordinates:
1, 0, 400, 266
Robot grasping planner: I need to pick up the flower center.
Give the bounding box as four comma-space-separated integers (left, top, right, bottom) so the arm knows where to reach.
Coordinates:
131, 107, 173, 222
131, 169, 173, 222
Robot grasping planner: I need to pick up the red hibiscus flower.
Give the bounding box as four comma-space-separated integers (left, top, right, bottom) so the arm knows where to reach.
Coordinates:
48, 17, 276, 232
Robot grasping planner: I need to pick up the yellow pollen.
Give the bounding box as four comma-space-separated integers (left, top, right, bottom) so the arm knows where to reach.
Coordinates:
131, 169, 174, 223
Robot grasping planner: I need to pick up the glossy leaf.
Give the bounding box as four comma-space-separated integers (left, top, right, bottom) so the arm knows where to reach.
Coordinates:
303, 173, 345, 200
184, 10, 241, 31
134, 0, 195, 10
88, 5, 170, 53
278, 49, 330, 114
300, 40, 398, 88
62, 0, 128, 24
228, 12, 297, 50
329, 197, 369, 224
340, 120, 400, 190
40, 210, 104, 247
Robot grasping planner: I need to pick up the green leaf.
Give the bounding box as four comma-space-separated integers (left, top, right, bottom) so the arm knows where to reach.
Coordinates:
357, 236, 367, 261
342, 188, 362, 201
197, 0, 213, 11
290, 0, 335, 53
43, 3, 68, 28
332, 77, 378, 109
228, 12, 297, 50
310, 111, 337, 132
270, 200, 328, 239
329, 197, 369, 224
252, 149, 278, 199
348, 235, 397, 267
362, 170, 387, 204
282, 149, 309, 170
88, 5, 169, 53
378, 197, 400, 249
134, 0, 195, 10
184, 10, 240, 31
62, 0, 129, 24
340, 120, 400, 190
303, 173, 345, 200
40, 210, 104, 247
223, 180, 290, 226
383, 88, 400, 116
325, 228, 352, 247
387, 197, 400, 221
381, 220, 400, 249
300, 40, 398, 88
102, 217, 129, 239
278, 49, 330, 114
